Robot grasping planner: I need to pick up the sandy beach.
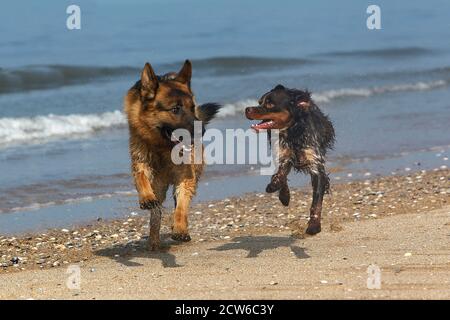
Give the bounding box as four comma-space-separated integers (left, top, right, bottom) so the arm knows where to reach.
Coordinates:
0, 168, 448, 299
2, 0, 450, 303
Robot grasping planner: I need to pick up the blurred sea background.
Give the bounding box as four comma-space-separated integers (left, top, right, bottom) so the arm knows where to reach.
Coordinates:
0, 0, 449, 233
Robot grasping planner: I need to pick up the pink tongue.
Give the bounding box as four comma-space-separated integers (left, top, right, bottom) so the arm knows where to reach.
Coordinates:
251, 120, 274, 132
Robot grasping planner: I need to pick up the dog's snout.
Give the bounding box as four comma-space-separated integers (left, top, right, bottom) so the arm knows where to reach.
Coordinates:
245, 107, 258, 119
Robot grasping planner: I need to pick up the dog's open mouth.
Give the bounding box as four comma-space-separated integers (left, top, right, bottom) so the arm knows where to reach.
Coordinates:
250, 119, 278, 131
161, 126, 181, 144
160, 125, 193, 151
245, 107, 284, 131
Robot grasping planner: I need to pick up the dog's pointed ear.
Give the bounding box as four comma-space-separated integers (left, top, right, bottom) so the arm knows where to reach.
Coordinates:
176, 60, 192, 87
141, 62, 158, 100
296, 90, 312, 109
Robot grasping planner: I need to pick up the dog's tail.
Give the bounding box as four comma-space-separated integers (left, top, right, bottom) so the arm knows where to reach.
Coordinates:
195, 103, 221, 125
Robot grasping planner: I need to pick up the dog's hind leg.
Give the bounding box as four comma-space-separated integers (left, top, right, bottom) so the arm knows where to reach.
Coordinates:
148, 206, 162, 251
306, 165, 329, 235
147, 181, 168, 251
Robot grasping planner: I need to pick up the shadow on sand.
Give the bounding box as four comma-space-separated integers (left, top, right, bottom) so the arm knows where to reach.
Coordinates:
95, 235, 309, 269
94, 233, 182, 268
209, 235, 310, 259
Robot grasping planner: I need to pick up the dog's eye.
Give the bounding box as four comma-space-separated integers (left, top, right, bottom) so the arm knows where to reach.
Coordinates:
171, 106, 181, 114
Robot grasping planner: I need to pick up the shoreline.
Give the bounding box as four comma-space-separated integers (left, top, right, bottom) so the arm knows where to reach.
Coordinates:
1, 168, 448, 274
0, 141, 448, 235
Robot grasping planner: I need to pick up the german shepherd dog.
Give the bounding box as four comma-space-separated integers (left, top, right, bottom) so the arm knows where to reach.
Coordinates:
245, 85, 335, 235
124, 60, 220, 250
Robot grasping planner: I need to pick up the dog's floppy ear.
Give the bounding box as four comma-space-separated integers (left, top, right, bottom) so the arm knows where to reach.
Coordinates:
175, 60, 192, 87
295, 90, 312, 109
140, 62, 159, 100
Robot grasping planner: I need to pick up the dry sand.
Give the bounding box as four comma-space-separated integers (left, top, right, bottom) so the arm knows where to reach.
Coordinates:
0, 169, 449, 299
1, 207, 450, 299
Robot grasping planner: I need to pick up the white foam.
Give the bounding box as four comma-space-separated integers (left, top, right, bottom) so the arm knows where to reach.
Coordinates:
218, 98, 258, 118
6, 192, 125, 214
214, 80, 447, 118
0, 110, 126, 146
313, 88, 372, 103
313, 80, 447, 103
0, 79, 446, 147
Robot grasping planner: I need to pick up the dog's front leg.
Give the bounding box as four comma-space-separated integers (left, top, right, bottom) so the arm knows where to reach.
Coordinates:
133, 163, 159, 209
266, 150, 293, 206
306, 165, 329, 235
132, 162, 162, 250
171, 168, 199, 242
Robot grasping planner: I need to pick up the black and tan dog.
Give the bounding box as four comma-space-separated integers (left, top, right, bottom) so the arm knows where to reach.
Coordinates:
245, 85, 335, 235
124, 60, 220, 250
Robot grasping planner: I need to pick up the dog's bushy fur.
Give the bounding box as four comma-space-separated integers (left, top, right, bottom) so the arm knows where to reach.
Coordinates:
246, 84, 335, 235
124, 60, 220, 250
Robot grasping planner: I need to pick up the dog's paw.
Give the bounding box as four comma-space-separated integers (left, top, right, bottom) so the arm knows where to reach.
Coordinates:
266, 175, 286, 193
266, 182, 280, 193
278, 186, 290, 206
305, 222, 321, 235
148, 240, 161, 251
140, 198, 160, 210
171, 233, 191, 242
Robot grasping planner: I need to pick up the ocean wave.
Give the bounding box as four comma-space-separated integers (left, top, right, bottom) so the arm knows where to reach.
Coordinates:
0, 110, 126, 146
0, 57, 313, 94
216, 80, 448, 116
0, 105, 240, 147
4, 193, 119, 214
0, 79, 446, 146
2, 58, 448, 96
313, 80, 447, 103
0, 64, 138, 94
320, 46, 434, 59
164, 56, 314, 76
0, 188, 139, 215
219, 99, 258, 117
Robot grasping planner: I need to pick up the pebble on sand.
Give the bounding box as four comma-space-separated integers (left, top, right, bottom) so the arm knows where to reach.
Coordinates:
1, 168, 448, 274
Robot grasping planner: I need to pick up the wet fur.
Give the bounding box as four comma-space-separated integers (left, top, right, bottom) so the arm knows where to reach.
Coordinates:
246, 85, 335, 235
